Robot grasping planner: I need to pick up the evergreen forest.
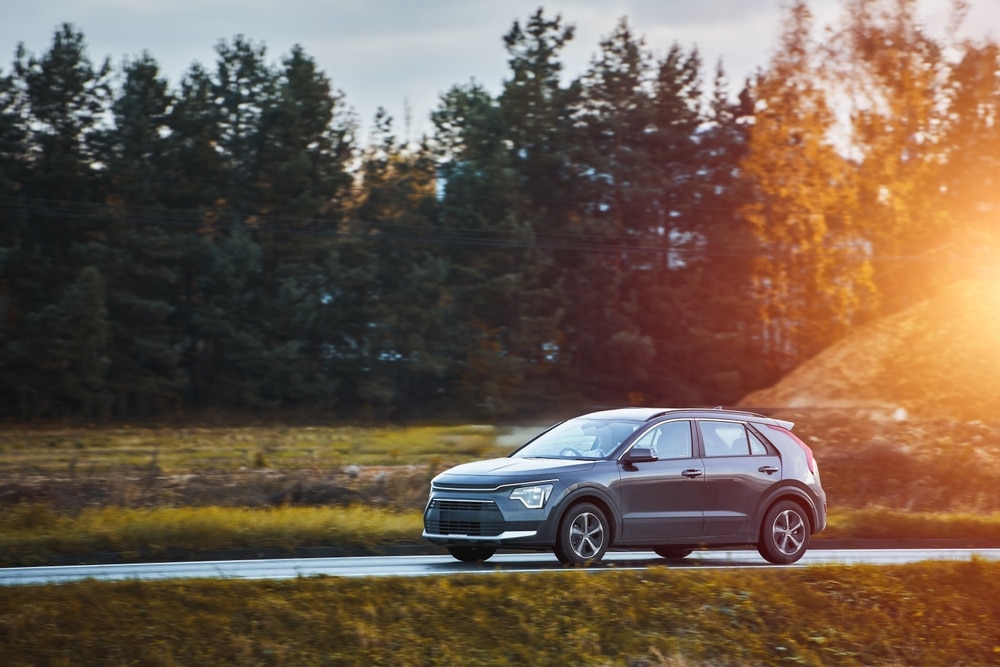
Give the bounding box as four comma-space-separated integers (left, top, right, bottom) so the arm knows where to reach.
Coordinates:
2, 0, 999, 420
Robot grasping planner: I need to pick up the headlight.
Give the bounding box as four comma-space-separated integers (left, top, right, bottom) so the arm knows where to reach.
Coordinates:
509, 484, 553, 509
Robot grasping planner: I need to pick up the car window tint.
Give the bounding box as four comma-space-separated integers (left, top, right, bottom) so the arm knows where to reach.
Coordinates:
748, 430, 768, 455
631, 427, 657, 449
699, 421, 750, 457
513, 418, 642, 458
658, 421, 692, 458
726, 425, 750, 455
631, 421, 693, 458
607, 422, 639, 450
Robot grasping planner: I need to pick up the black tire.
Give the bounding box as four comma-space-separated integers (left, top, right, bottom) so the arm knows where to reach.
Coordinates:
757, 500, 810, 564
447, 546, 496, 563
555, 502, 609, 565
653, 547, 693, 559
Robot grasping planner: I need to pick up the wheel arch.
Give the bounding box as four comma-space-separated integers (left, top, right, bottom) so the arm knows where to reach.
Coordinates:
752, 484, 820, 539
548, 486, 620, 546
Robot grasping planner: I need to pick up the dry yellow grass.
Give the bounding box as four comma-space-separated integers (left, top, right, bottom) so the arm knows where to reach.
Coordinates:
2, 560, 999, 665
3, 503, 999, 567
0, 504, 424, 565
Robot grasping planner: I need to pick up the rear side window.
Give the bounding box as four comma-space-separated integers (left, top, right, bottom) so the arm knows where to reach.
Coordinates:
698, 421, 771, 457
699, 421, 749, 456
761, 424, 816, 473
749, 431, 768, 455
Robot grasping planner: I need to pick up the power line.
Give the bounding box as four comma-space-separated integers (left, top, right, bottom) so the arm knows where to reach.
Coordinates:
0, 194, 996, 264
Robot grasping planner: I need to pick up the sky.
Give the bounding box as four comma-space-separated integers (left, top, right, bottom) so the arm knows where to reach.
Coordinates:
2, 0, 999, 141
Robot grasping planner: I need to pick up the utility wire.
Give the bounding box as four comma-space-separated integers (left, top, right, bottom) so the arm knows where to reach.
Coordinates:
0, 194, 995, 263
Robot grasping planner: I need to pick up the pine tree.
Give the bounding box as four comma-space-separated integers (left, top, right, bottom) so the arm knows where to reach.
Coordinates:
161, 63, 224, 211
432, 82, 541, 416
0, 63, 24, 239
14, 23, 112, 267
569, 18, 660, 401
5, 24, 113, 416
0, 63, 31, 414
682, 67, 775, 401
633, 62, 771, 405
213, 35, 276, 214
99, 52, 187, 415
500, 9, 580, 215
250, 45, 356, 408
188, 223, 267, 408
497, 9, 584, 406
350, 110, 451, 416
256, 45, 354, 224
20, 266, 111, 416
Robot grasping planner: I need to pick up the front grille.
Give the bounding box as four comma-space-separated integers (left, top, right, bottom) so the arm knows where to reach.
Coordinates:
426, 499, 505, 536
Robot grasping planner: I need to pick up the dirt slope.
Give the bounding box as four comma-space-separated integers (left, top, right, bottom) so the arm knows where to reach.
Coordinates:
739, 280, 1000, 421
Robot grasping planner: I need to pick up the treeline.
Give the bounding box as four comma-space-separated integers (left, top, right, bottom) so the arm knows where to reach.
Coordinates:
1, 1, 998, 420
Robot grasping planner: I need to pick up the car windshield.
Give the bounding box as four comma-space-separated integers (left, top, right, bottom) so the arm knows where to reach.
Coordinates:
512, 417, 642, 459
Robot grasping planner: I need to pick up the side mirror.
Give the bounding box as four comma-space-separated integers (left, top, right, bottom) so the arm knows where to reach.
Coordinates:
626, 447, 658, 463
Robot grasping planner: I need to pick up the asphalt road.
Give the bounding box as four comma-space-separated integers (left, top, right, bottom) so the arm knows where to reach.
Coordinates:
4, 548, 1000, 586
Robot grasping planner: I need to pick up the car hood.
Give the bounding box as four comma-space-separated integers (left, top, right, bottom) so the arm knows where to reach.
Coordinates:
433, 457, 595, 486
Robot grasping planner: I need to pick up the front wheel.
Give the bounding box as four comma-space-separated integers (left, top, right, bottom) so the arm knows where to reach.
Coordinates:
757, 500, 810, 564
448, 546, 496, 563
555, 502, 609, 565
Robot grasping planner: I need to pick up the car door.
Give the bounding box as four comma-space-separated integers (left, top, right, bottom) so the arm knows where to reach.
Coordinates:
616, 420, 705, 541
697, 420, 782, 537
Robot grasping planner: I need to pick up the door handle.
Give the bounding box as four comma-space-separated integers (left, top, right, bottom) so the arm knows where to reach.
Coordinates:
681, 469, 703, 478
758, 466, 779, 475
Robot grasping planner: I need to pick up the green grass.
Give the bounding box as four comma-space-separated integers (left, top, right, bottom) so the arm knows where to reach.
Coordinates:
4, 421, 999, 664
4, 504, 1000, 567
0, 423, 515, 474
5, 420, 1000, 565
819, 508, 1000, 541
0, 504, 425, 565
2, 560, 999, 665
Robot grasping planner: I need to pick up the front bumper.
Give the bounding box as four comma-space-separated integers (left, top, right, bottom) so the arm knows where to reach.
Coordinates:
422, 529, 539, 544
422, 495, 551, 547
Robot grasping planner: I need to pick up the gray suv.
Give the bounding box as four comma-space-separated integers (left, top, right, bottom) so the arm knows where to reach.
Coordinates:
423, 407, 826, 565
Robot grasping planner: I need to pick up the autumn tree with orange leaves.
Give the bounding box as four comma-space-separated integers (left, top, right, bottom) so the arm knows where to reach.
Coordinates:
741, 1, 876, 371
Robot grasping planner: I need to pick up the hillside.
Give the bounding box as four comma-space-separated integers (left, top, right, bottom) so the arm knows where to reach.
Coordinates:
739, 280, 1000, 422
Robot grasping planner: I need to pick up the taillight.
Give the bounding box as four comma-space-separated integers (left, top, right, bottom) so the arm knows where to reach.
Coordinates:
797, 437, 817, 474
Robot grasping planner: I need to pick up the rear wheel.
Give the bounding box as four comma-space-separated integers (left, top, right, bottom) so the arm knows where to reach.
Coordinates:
555, 502, 609, 565
447, 546, 496, 563
653, 547, 693, 559
757, 500, 810, 564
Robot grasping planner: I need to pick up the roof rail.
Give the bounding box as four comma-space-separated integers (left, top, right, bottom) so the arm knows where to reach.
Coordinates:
643, 406, 794, 429
712, 406, 768, 419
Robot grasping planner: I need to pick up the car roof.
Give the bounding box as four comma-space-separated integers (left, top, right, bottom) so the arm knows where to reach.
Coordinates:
581, 407, 794, 430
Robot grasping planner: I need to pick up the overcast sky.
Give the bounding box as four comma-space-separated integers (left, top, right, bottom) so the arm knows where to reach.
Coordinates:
3, 0, 998, 140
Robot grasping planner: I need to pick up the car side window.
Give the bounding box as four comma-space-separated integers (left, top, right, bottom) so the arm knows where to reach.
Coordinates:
632, 420, 692, 458
658, 421, 693, 458
699, 421, 751, 457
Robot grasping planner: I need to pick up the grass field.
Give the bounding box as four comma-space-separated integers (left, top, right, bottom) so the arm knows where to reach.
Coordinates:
0, 423, 516, 475
4, 501, 1000, 566
3, 414, 1000, 565
4, 419, 1000, 665
3, 560, 1000, 665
